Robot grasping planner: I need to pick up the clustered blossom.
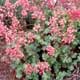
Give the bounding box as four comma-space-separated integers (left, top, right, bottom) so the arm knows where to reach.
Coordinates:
18, 0, 30, 10
27, 32, 35, 44
49, 17, 57, 27
58, 18, 66, 28
68, 10, 80, 20
62, 26, 76, 44
60, 0, 77, 10
24, 62, 51, 75
50, 25, 61, 36
17, 31, 27, 46
45, 45, 55, 56
21, 9, 27, 17
48, 7, 76, 44
44, 0, 57, 9
32, 9, 46, 21
6, 47, 24, 59
0, 0, 78, 79
0, 0, 27, 61
35, 62, 51, 75
0, 21, 6, 36
49, 17, 61, 36
24, 64, 33, 75
33, 24, 41, 32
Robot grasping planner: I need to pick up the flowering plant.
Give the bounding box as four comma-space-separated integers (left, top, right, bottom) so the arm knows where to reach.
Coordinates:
0, 0, 80, 80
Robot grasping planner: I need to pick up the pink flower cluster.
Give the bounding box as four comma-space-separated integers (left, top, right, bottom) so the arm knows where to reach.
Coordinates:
60, 0, 77, 10
45, 45, 55, 56
24, 62, 50, 75
35, 62, 51, 75
68, 10, 80, 20
18, 0, 30, 10
24, 64, 33, 75
44, 0, 56, 9
33, 24, 41, 32
48, 7, 76, 44
62, 26, 76, 44
6, 47, 24, 59
27, 32, 35, 44
32, 9, 45, 21
49, 17, 61, 36
49, 17, 57, 27
0, 0, 27, 61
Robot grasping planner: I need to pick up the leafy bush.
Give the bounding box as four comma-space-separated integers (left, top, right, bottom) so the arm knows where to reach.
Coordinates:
0, 0, 80, 80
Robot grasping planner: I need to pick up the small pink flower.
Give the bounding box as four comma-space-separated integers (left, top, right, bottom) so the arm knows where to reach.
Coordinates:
35, 62, 50, 75
7, 12, 14, 17
45, 0, 56, 9
45, 45, 55, 56
62, 34, 75, 44
6, 47, 24, 59
62, 26, 76, 44
11, 16, 20, 30
30, 6, 38, 12
33, 24, 41, 32
68, 10, 80, 20
32, 10, 45, 21
27, 32, 35, 44
49, 17, 57, 27
24, 64, 33, 75
4, 0, 13, 9
18, 0, 30, 10
0, 21, 6, 36
21, 9, 27, 16
67, 26, 77, 34
5, 30, 13, 43
58, 18, 66, 27
50, 26, 61, 36
17, 31, 26, 46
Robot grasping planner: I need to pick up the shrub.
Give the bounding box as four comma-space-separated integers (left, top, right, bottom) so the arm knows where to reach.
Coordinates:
0, 0, 80, 80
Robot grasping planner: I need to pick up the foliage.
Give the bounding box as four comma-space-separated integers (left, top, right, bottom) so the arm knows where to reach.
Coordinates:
0, 0, 80, 80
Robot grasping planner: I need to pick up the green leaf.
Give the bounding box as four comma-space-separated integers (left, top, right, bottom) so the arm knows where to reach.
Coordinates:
0, 0, 5, 5
10, 0, 17, 3
66, 57, 72, 63
26, 73, 38, 80
54, 48, 61, 58
56, 72, 67, 80
61, 45, 69, 53
56, 37, 61, 43
42, 72, 51, 80
47, 57, 56, 65
16, 71, 22, 79
11, 59, 21, 69
16, 63, 24, 79
72, 39, 79, 46
68, 65, 74, 71
77, 55, 80, 61
42, 53, 49, 60
43, 28, 50, 34
27, 55, 39, 64
31, 73, 39, 80
53, 62, 61, 73
72, 53, 77, 58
